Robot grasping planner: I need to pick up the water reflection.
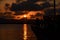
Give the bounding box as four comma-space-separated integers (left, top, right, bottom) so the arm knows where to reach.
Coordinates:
23, 24, 27, 40
0, 24, 37, 40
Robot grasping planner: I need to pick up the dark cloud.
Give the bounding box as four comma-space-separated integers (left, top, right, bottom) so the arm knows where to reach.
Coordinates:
45, 8, 55, 16
10, 1, 50, 11
14, 11, 27, 15
35, 13, 42, 17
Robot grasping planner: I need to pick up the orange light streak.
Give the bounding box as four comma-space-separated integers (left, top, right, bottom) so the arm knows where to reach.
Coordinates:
23, 24, 27, 40
14, 11, 44, 20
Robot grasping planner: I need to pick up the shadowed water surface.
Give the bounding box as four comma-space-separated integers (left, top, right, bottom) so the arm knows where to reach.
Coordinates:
0, 24, 37, 40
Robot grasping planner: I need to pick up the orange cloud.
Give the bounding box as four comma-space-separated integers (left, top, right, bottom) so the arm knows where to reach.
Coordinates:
14, 11, 44, 20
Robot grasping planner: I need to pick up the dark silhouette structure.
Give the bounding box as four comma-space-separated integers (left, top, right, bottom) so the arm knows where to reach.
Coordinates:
30, 18, 47, 40
30, 15, 57, 40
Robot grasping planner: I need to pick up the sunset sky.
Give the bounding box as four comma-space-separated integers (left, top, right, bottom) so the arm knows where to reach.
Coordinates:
0, 0, 55, 12
0, 0, 55, 20
0, 0, 16, 12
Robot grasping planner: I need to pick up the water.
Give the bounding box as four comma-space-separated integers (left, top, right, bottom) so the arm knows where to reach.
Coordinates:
23, 24, 27, 40
0, 24, 37, 40
23, 24, 37, 40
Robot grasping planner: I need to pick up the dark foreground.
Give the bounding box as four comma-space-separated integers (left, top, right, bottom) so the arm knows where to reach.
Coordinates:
0, 16, 59, 40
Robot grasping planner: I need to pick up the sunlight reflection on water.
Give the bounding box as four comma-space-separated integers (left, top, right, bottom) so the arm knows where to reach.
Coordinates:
23, 24, 27, 40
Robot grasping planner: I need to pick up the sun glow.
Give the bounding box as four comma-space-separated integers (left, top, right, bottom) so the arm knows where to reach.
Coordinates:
24, 15, 27, 18
14, 11, 44, 20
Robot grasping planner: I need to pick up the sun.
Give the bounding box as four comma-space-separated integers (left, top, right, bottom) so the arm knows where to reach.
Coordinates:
24, 15, 27, 18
